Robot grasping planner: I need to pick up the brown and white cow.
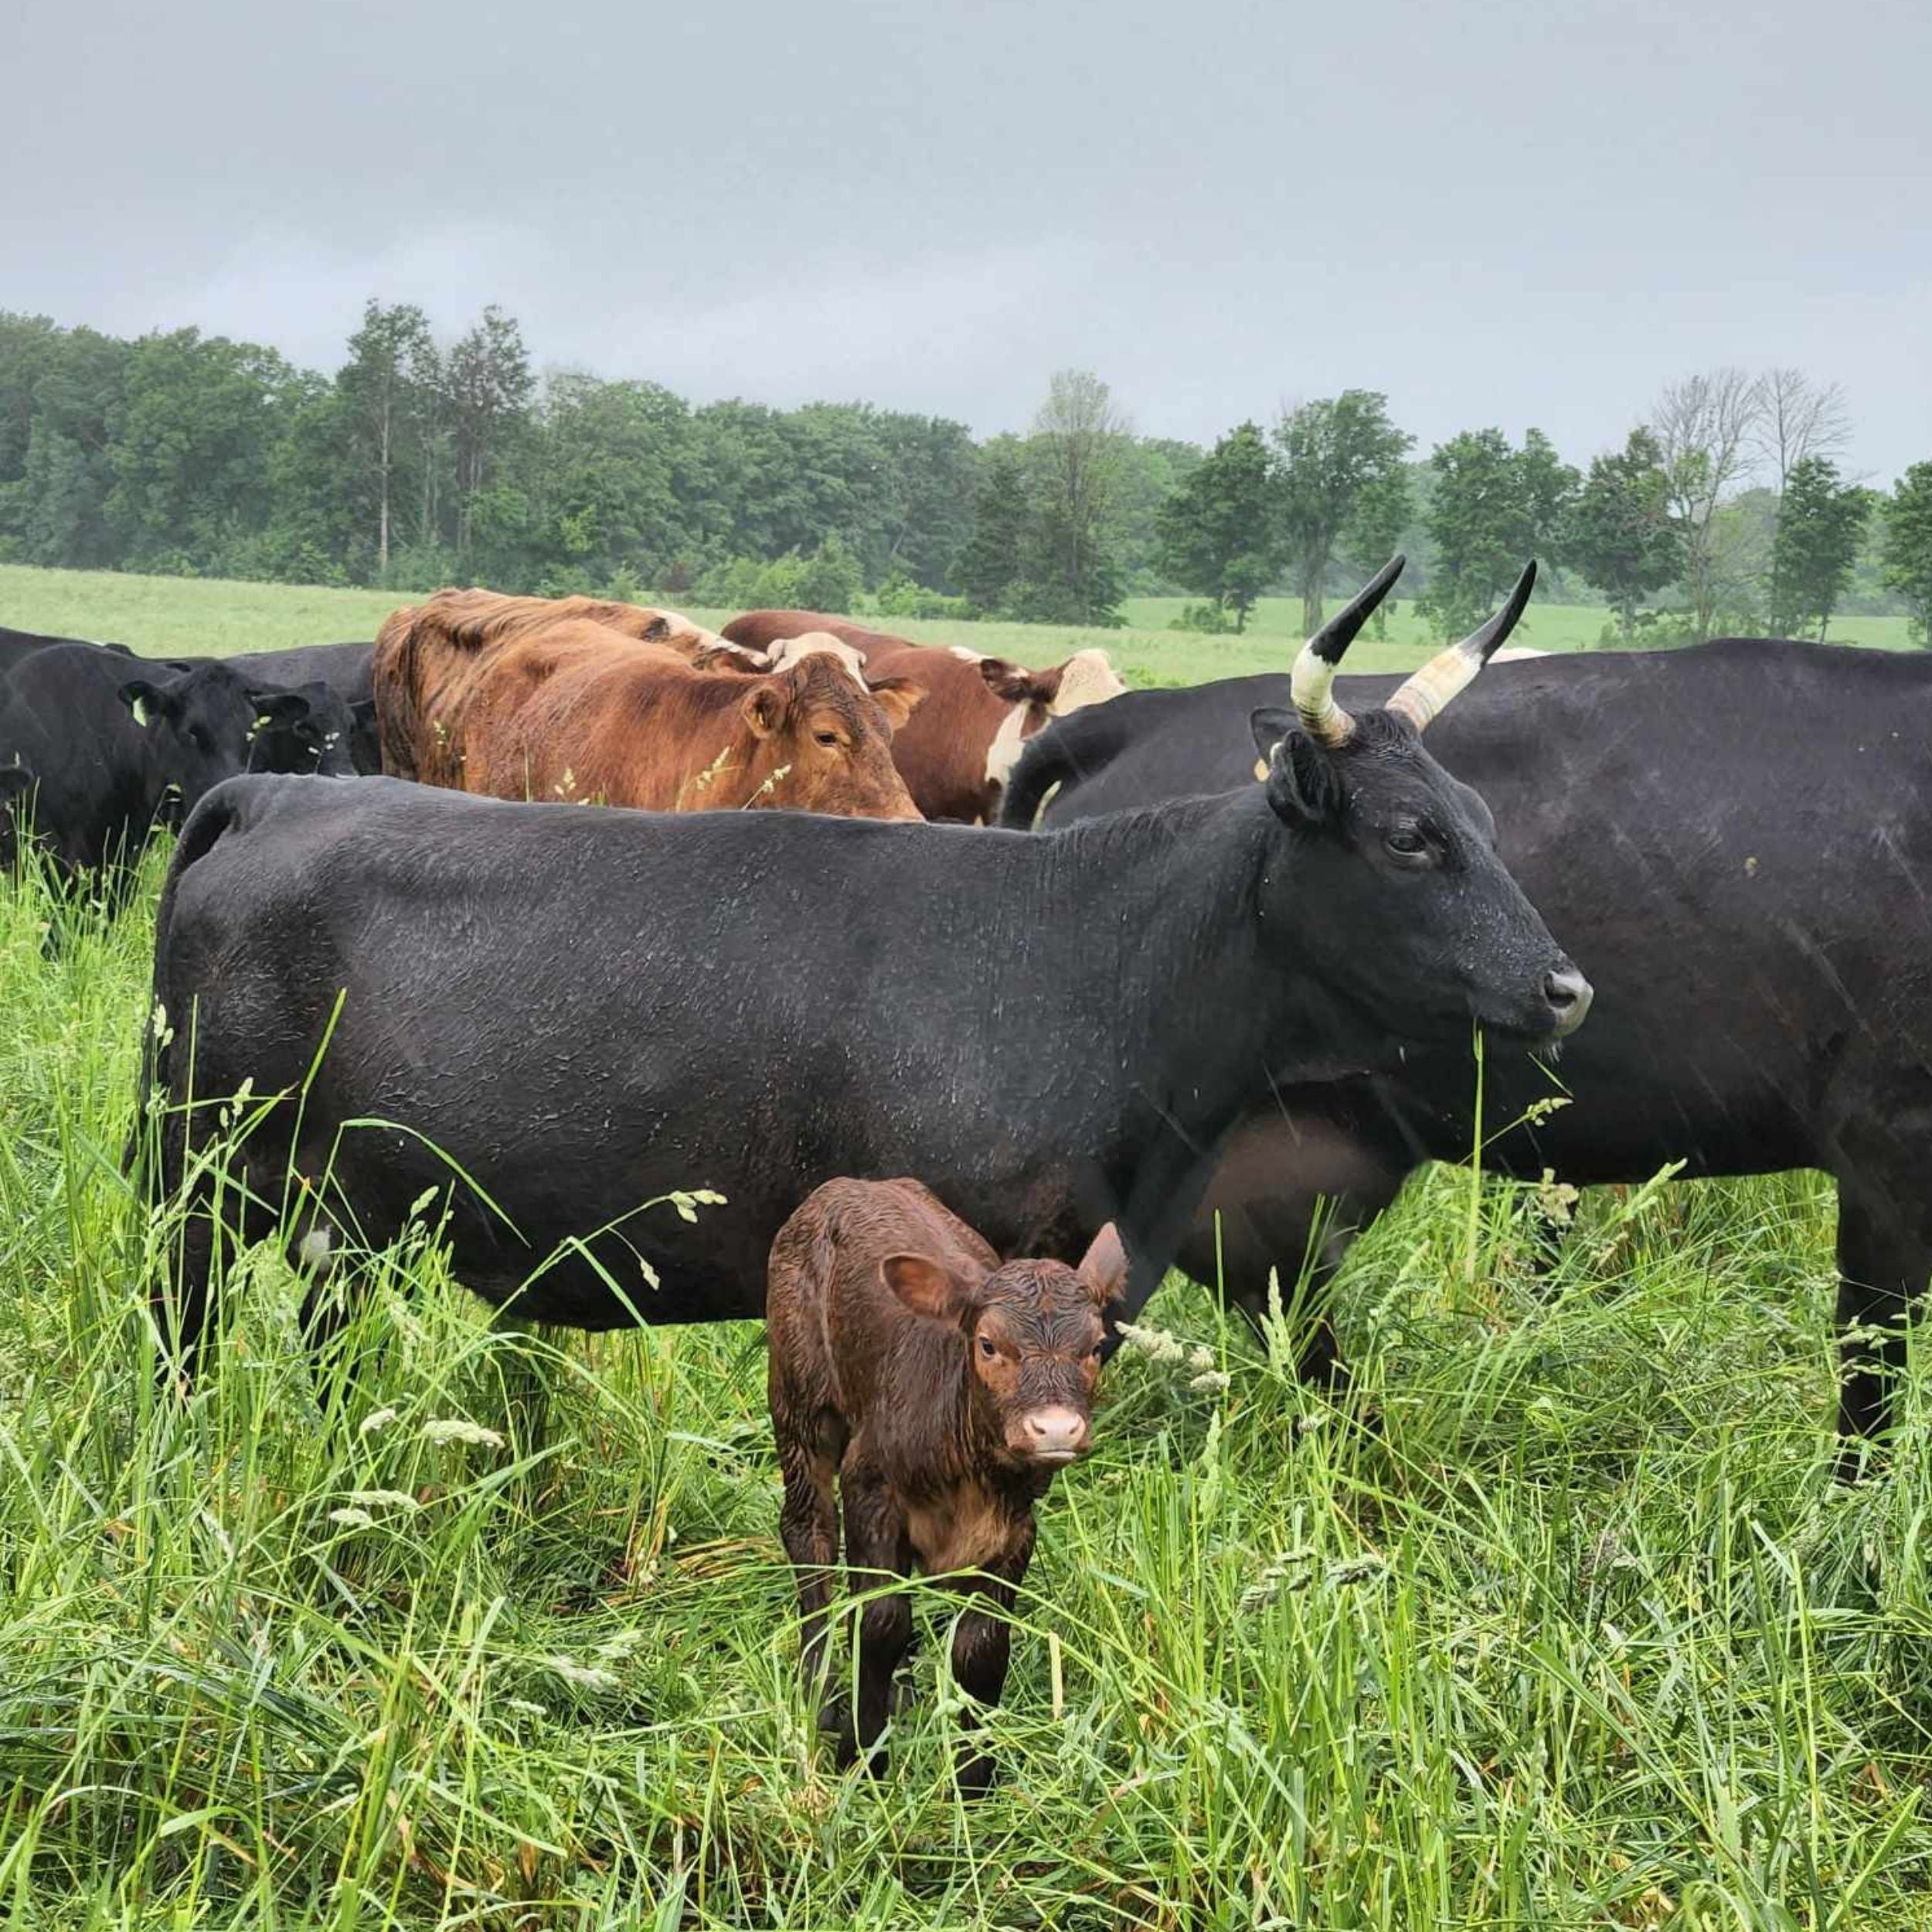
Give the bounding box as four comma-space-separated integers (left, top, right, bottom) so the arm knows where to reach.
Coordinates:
372, 591, 923, 818
721, 611, 1127, 822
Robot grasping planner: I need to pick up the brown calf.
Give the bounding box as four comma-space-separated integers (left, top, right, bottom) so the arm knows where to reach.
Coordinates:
767, 1177, 1126, 1790
373, 592, 923, 818
721, 611, 1127, 821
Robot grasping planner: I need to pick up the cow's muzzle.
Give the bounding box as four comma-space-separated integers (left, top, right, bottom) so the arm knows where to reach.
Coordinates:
1543, 963, 1593, 1037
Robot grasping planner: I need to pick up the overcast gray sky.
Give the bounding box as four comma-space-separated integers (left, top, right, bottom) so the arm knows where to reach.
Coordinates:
6, 0, 1927, 480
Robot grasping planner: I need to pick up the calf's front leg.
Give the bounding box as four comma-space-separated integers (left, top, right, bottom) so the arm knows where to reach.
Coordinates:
947, 1519, 1036, 1796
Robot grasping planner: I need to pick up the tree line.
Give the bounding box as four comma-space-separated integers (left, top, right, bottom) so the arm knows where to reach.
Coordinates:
1160, 372, 1931, 645
1, 302, 1927, 644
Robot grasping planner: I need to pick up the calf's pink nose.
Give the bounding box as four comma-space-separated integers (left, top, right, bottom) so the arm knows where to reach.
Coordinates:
1022, 1407, 1090, 1458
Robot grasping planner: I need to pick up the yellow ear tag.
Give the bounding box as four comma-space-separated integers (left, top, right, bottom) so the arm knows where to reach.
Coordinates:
1253, 757, 1269, 782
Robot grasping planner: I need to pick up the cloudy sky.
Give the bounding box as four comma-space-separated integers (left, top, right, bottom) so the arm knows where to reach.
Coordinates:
7, 0, 1927, 479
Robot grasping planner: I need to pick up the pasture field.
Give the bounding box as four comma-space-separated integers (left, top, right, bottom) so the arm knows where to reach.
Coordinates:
5, 564, 1932, 1927
15, 562, 1915, 693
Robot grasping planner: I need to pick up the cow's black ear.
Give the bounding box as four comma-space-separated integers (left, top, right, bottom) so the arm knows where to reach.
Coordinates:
251, 691, 312, 725
119, 679, 176, 726
0, 764, 31, 799
1249, 706, 1294, 774
1263, 725, 1344, 828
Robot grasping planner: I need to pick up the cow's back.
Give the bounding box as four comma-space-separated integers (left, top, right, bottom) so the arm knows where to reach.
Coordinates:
1030, 639, 1932, 1181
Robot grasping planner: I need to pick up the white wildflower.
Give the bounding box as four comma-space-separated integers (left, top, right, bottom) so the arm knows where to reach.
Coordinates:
544, 1655, 619, 1692
1115, 1321, 1185, 1366
327, 1506, 373, 1529
1189, 1369, 1232, 1396
359, 1406, 399, 1435
420, 1417, 505, 1449
597, 1628, 645, 1662
1187, 1344, 1217, 1374
505, 1698, 548, 1718
345, 1489, 419, 1512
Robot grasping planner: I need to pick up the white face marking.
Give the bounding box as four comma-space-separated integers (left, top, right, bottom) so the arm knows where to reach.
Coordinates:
983, 701, 1031, 788
947, 645, 987, 664
1048, 649, 1128, 715
767, 633, 868, 688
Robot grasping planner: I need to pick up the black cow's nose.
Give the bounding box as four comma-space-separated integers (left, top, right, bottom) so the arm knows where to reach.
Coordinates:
1543, 964, 1593, 1036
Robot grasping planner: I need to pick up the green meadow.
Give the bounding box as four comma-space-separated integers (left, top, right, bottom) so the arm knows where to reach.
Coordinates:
2, 564, 1930, 1928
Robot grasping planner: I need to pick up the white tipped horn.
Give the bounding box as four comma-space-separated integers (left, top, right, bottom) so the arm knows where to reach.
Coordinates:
1287, 554, 1406, 748
1384, 561, 1537, 733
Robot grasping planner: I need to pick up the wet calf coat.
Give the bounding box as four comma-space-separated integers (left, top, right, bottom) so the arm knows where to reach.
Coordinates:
767, 1178, 1125, 1789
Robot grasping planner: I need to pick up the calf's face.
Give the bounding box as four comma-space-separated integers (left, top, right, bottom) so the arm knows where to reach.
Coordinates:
741, 656, 924, 820
883, 1225, 1128, 1468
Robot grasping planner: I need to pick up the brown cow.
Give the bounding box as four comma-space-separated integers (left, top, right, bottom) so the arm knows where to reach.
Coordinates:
372, 591, 923, 818
767, 1177, 1126, 1791
720, 611, 1127, 822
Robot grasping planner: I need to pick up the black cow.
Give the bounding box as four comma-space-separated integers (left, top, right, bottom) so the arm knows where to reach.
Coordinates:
0, 644, 354, 880
143, 563, 1587, 1368
0, 622, 141, 673
1000, 635, 1932, 1459
1, 626, 380, 772
226, 643, 378, 773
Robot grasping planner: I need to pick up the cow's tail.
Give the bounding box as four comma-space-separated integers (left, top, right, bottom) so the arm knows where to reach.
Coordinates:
996, 702, 1135, 831
128, 784, 247, 1196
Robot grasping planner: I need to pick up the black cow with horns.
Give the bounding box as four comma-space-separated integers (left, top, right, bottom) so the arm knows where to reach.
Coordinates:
141, 559, 1587, 1370
1002, 587, 1932, 1466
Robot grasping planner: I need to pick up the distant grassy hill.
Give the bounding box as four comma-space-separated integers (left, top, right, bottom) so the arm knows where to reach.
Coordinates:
0, 563, 1916, 692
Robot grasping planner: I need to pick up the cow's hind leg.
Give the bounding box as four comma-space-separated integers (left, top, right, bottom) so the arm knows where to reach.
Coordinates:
1179, 1174, 1403, 1395
1832, 1172, 1932, 1474
828, 1461, 912, 1774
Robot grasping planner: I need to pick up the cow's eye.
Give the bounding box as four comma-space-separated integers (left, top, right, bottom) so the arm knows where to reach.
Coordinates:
1384, 827, 1429, 859
978, 1335, 998, 1359
189, 727, 213, 753
814, 730, 839, 749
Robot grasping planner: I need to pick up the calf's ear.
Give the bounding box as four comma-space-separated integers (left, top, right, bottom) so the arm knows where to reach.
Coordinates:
866, 676, 924, 730
118, 679, 177, 726
1077, 1223, 1130, 1309
881, 1253, 972, 1324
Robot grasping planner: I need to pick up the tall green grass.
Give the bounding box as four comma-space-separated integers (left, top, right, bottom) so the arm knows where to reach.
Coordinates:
5, 838, 1932, 1927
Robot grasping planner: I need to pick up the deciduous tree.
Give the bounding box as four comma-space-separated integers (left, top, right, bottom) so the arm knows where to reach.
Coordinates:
1155, 421, 1276, 631
1418, 428, 1556, 638
1767, 457, 1869, 640
1651, 368, 1766, 640
338, 299, 434, 578
1271, 391, 1411, 634
1564, 427, 1684, 642
1022, 369, 1128, 626
1881, 463, 1932, 645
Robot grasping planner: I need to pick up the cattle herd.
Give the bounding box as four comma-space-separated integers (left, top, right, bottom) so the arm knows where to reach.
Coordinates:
3, 554, 1930, 1781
